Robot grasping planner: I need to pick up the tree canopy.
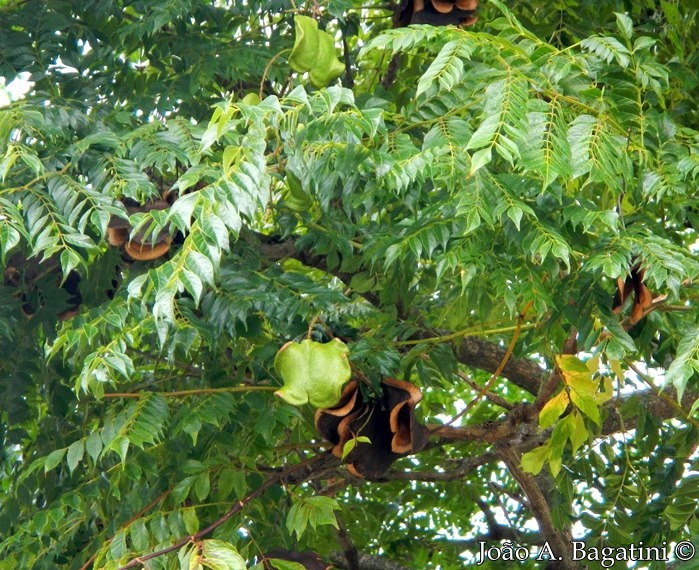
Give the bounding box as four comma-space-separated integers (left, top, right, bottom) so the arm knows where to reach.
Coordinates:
1, 0, 698, 569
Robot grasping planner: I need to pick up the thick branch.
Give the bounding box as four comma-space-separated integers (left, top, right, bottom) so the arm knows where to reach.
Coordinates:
335, 515, 360, 570
602, 386, 699, 434
453, 336, 544, 396
431, 402, 539, 444
432, 386, 698, 449
498, 447, 579, 570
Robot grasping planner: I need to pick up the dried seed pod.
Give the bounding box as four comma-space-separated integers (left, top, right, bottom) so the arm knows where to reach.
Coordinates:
315, 379, 429, 479
612, 265, 655, 324
108, 199, 172, 261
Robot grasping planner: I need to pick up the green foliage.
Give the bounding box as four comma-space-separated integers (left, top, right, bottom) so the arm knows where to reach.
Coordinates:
286, 496, 340, 539
341, 435, 371, 460
0, 0, 698, 568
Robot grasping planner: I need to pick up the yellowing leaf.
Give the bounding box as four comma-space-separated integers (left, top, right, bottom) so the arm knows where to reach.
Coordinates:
539, 390, 570, 428
569, 410, 588, 455
609, 359, 625, 382
567, 375, 598, 399
274, 338, 351, 408
595, 376, 614, 404
520, 442, 551, 475
556, 354, 592, 383
586, 354, 600, 372
549, 451, 562, 477
549, 415, 575, 476
200, 539, 246, 570
569, 390, 600, 425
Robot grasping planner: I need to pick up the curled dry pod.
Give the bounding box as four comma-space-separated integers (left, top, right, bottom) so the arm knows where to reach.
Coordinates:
108, 199, 173, 261
124, 236, 172, 261
612, 265, 656, 325
630, 282, 653, 324
384, 377, 429, 454
315, 378, 429, 479
315, 381, 363, 459
107, 214, 130, 246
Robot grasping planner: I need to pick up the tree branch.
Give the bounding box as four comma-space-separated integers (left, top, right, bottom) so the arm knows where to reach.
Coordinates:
601, 385, 699, 434
115, 452, 330, 570
453, 335, 544, 396
375, 451, 497, 482
498, 446, 579, 570
335, 515, 360, 570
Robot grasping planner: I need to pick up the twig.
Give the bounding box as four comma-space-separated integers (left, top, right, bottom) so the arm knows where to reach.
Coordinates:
342, 33, 354, 89
457, 370, 514, 410
335, 514, 360, 570
626, 361, 698, 428
80, 490, 172, 570
0, 162, 72, 195
498, 446, 578, 569
534, 369, 563, 411
116, 452, 329, 569
489, 481, 530, 509
259, 49, 291, 100
376, 452, 497, 482
442, 301, 533, 427
393, 320, 537, 346
381, 53, 402, 90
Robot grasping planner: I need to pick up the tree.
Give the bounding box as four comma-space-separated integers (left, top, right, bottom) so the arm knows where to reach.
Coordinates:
0, 0, 698, 568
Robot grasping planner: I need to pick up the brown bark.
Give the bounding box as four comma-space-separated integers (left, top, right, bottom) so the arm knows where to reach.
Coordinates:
453, 335, 544, 395
498, 447, 580, 570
